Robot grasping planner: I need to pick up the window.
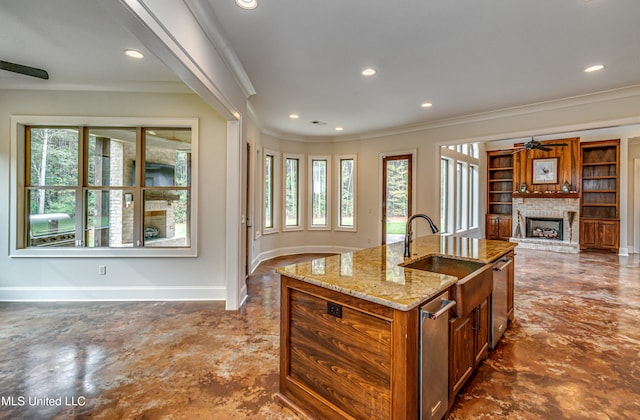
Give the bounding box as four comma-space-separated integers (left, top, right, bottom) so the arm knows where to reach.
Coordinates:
440, 143, 479, 235
469, 164, 479, 228
456, 162, 468, 231
283, 154, 303, 230
337, 156, 356, 230
440, 157, 451, 234
13, 118, 196, 256
309, 156, 330, 229
263, 150, 277, 232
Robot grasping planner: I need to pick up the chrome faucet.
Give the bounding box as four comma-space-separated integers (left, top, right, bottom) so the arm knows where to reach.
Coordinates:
404, 214, 439, 258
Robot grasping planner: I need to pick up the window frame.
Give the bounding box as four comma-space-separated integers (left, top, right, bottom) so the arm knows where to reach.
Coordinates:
308, 155, 331, 230
10, 115, 198, 257
282, 153, 304, 231
440, 143, 480, 236
440, 157, 452, 234
336, 154, 357, 231
262, 148, 279, 235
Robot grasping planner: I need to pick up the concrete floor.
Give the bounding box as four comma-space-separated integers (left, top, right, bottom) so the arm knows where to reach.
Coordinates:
0, 249, 639, 419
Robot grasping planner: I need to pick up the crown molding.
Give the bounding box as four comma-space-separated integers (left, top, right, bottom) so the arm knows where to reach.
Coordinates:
260, 128, 333, 143
282, 84, 640, 143
183, 0, 256, 99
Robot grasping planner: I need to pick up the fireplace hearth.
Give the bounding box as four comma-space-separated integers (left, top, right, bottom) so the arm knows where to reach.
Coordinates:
526, 217, 563, 240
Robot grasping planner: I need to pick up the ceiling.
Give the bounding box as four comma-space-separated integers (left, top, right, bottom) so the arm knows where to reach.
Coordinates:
1, 0, 640, 140
0, 0, 187, 94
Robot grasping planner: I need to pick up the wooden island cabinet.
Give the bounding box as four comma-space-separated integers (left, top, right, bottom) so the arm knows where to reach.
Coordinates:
279, 275, 421, 419
276, 235, 516, 420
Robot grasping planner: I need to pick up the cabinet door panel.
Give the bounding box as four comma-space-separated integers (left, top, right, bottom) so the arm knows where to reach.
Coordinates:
473, 299, 490, 365
288, 289, 392, 418
580, 220, 598, 247
449, 316, 474, 397
599, 220, 619, 249
486, 216, 499, 240
498, 217, 512, 240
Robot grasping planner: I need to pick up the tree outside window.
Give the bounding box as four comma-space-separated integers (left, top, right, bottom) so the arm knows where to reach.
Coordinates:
339, 157, 356, 229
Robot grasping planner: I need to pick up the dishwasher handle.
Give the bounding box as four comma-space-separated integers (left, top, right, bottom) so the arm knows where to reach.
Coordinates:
423, 299, 456, 321
493, 258, 512, 272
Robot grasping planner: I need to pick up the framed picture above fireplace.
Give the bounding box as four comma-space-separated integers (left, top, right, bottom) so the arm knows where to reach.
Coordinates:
532, 158, 558, 184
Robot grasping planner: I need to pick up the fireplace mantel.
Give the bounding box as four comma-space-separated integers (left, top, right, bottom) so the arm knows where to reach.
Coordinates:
512, 192, 579, 199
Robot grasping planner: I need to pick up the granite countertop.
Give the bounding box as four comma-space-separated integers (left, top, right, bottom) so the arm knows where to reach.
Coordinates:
276, 234, 517, 311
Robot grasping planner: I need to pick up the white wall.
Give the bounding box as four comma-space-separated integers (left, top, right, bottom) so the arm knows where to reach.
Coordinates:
0, 89, 229, 300
249, 88, 640, 267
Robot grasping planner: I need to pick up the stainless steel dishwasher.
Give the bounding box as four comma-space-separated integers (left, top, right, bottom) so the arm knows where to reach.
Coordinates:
420, 291, 456, 420
490, 256, 511, 349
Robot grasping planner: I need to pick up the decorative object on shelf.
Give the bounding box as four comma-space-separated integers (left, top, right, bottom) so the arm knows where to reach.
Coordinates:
561, 181, 571, 192
532, 157, 558, 184
519, 183, 527, 193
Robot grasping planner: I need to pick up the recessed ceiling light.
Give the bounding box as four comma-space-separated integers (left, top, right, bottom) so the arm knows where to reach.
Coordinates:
335, 127, 343, 131
124, 49, 144, 59
235, 0, 257, 10
147, 130, 156, 136
289, 114, 299, 119
421, 102, 433, 108
362, 68, 377, 76
584, 64, 605, 73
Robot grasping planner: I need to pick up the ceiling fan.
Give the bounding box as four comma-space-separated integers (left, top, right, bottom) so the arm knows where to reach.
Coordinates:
0, 60, 49, 80
512, 137, 567, 154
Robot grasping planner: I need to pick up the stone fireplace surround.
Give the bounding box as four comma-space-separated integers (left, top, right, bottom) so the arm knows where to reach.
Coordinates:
510, 197, 580, 253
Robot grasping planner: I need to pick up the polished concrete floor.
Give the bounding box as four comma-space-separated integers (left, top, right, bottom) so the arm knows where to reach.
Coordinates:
0, 248, 639, 419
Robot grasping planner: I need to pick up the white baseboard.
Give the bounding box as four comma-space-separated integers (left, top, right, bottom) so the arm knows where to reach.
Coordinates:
0, 286, 226, 302
250, 245, 358, 274
625, 245, 638, 254
234, 283, 248, 310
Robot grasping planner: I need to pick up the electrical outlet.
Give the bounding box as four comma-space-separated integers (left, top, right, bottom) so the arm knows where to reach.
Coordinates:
98, 265, 107, 275
327, 301, 342, 318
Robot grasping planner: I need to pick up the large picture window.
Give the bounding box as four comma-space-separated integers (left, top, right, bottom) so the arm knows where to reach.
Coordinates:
12, 118, 197, 256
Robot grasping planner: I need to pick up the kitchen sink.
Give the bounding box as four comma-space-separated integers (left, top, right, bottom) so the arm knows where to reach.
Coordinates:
401, 255, 493, 317
401, 255, 485, 278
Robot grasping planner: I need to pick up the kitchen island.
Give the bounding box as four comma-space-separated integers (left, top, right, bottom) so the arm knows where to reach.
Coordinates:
276, 235, 516, 420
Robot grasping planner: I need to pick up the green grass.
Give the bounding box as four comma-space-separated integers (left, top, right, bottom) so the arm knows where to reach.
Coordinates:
386, 221, 406, 235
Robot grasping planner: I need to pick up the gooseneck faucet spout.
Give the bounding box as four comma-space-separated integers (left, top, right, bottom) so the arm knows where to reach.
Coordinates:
404, 214, 439, 258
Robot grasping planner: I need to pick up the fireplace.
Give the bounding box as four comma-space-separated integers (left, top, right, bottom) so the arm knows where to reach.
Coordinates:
144, 210, 167, 239
511, 196, 579, 253
526, 217, 563, 240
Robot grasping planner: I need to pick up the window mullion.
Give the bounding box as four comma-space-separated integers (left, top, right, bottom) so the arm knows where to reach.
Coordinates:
133, 127, 144, 247
76, 126, 87, 246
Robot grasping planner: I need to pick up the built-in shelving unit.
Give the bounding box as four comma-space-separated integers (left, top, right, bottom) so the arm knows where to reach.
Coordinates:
486, 150, 513, 240
580, 139, 620, 251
